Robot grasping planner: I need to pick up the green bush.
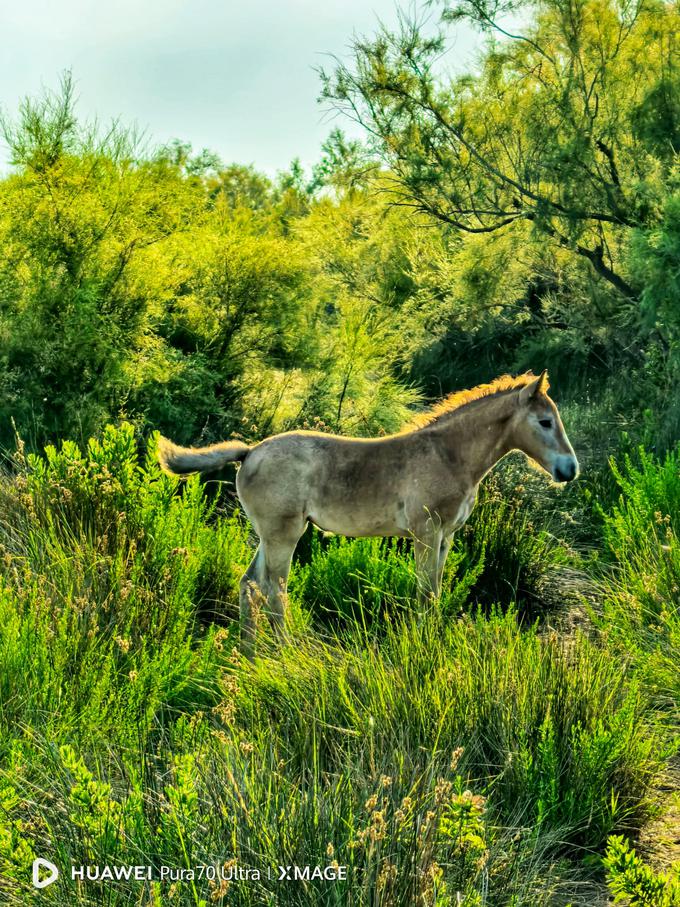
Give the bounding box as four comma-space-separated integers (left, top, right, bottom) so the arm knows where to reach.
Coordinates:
0, 423, 252, 749
604, 835, 680, 906
603, 445, 680, 554
456, 476, 571, 615
289, 531, 478, 626
597, 446, 680, 710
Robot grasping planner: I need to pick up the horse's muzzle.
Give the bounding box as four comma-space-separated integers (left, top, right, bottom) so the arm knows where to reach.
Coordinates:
553, 457, 578, 483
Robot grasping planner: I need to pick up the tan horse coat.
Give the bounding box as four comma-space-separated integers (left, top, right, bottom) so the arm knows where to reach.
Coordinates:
158, 371, 578, 656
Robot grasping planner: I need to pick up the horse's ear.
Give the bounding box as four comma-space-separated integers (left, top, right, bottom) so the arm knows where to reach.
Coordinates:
519, 370, 550, 405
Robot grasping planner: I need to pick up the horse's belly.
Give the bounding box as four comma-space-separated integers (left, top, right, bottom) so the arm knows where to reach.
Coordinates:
307, 504, 407, 538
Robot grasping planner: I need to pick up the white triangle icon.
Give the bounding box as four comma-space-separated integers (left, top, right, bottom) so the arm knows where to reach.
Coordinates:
32, 857, 59, 889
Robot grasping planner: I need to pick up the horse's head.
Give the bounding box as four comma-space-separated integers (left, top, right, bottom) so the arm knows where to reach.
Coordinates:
511, 370, 579, 483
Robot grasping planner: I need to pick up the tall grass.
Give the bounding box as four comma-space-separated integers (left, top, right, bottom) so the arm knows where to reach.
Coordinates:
240, 610, 659, 847
0, 610, 661, 905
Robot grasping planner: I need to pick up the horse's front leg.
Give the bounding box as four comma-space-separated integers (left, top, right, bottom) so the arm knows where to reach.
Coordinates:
414, 528, 443, 607
436, 534, 454, 594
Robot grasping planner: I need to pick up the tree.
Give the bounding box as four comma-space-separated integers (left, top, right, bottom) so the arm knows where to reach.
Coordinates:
0, 74, 200, 445
320, 0, 680, 303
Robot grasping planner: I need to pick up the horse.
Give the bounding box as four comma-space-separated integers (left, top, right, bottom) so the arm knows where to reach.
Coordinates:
158, 370, 578, 657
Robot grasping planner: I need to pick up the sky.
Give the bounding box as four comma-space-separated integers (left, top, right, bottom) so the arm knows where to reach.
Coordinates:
0, 0, 481, 176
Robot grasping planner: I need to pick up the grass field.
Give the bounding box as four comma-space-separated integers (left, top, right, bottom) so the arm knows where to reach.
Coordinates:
0, 423, 678, 905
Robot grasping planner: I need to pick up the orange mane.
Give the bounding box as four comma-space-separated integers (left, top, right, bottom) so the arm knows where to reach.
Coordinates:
408, 372, 547, 429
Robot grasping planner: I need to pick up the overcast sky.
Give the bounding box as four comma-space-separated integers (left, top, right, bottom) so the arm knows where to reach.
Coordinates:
0, 0, 481, 176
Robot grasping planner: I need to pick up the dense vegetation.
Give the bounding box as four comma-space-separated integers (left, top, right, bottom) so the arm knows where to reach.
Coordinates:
0, 425, 676, 905
0, 0, 679, 903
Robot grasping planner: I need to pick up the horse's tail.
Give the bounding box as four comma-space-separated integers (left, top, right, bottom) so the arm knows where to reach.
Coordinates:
158, 436, 251, 476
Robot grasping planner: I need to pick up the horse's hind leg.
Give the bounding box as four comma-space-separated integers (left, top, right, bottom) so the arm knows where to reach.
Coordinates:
260, 521, 305, 644
239, 545, 264, 660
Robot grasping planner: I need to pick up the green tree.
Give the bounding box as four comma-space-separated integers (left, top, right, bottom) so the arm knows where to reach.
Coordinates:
321, 0, 679, 304
0, 74, 200, 445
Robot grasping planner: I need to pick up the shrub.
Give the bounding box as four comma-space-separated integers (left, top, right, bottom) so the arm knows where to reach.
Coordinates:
603, 445, 680, 554
289, 531, 478, 627
604, 835, 680, 906
455, 475, 571, 615
0, 423, 252, 748
597, 446, 680, 710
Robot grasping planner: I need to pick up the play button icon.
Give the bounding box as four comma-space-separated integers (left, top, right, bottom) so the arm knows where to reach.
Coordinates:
32, 858, 59, 889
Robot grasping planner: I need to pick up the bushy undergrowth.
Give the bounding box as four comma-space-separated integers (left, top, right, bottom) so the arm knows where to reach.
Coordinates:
604, 836, 680, 906
0, 424, 672, 905
457, 475, 571, 615
0, 424, 253, 750
289, 533, 478, 626
597, 445, 680, 712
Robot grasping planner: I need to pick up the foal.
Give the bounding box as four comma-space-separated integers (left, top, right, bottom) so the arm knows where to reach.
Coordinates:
158, 370, 578, 657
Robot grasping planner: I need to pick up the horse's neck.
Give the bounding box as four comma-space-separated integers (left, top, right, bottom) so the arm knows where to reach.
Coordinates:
433, 394, 517, 484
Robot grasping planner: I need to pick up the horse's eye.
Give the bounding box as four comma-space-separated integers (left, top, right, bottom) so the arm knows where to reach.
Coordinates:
539, 419, 553, 429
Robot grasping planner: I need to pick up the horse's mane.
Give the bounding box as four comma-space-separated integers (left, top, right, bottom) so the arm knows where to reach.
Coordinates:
408, 373, 541, 429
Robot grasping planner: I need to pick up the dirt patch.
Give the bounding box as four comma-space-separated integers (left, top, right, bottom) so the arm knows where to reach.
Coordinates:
539, 564, 601, 637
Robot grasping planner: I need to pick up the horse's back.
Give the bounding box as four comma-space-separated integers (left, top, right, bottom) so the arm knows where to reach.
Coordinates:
237, 430, 383, 502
